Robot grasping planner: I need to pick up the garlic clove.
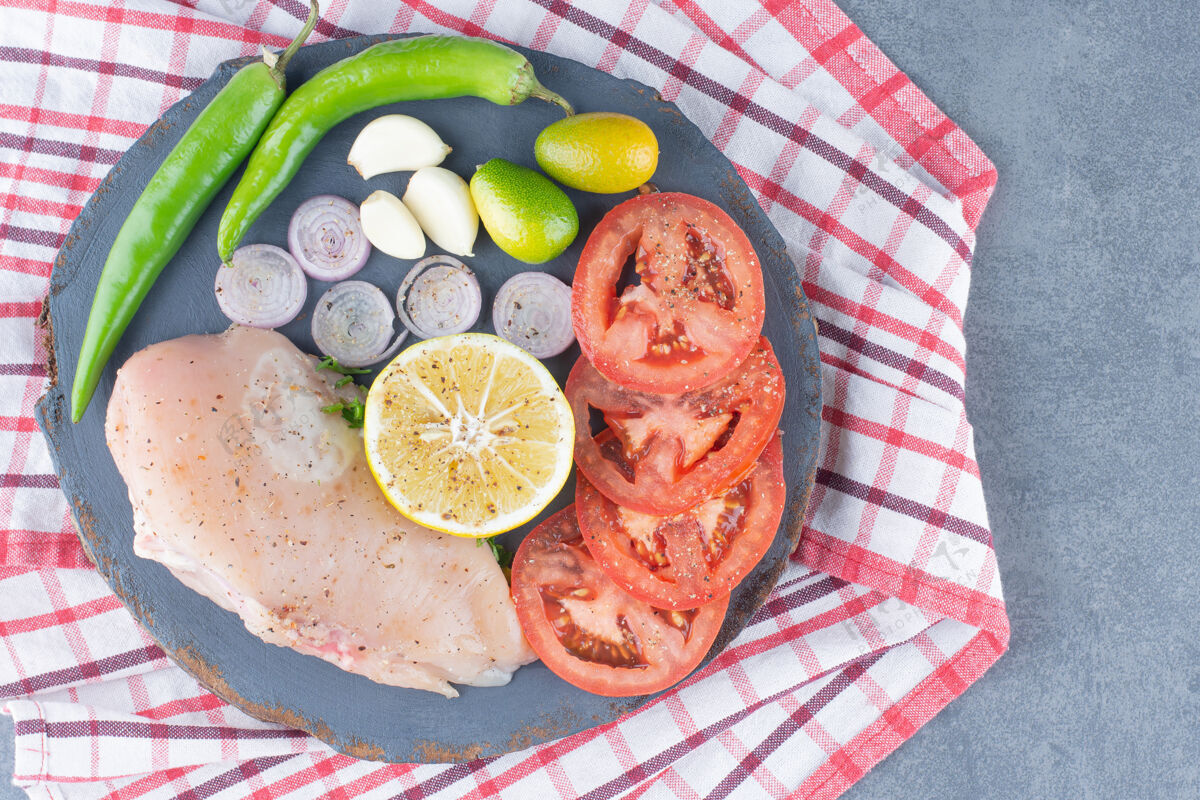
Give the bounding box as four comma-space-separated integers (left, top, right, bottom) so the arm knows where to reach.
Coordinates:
360, 190, 426, 260
402, 167, 478, 258
348, 115, 452, 179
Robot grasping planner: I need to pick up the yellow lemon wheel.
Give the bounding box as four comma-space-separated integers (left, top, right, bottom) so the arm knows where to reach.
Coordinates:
364, 333, 574, 537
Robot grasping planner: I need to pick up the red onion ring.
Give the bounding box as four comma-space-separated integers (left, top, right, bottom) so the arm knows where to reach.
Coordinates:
492, 272, 575, 359
396, 255, 482, 339
288, 194, 371, 281
214, 244, 307, 329
311, 280, 407, 368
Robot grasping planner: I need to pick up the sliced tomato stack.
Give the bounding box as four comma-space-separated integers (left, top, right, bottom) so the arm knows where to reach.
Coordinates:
576, 435, 786, 610
566, 338, 785, 516
511, 507, 728, 697
571, 192, 766, 395
511, 192, 788, 696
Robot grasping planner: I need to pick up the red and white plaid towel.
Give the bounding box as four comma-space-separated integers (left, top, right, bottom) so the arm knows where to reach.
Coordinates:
0, 1, 1007, 797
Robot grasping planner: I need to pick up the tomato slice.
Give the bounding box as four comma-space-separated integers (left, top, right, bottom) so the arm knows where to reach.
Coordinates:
511, 506, 728, 697
572, 192, 766, 394
577, 434, 785, 610
566, 337, 784, 516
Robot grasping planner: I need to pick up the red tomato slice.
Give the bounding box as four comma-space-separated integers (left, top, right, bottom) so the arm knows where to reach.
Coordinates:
511, 506, 728, 697
572, 192, 766, 394
566, 337, 784, 516
577, 434, 785, 610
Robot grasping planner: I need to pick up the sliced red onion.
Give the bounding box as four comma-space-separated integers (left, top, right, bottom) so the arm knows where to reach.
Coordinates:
492, 272, 575, 359
288, 194, 371, 281
396, 255, 482, 339
214, 244, 307, 329
311, 280, 407, 368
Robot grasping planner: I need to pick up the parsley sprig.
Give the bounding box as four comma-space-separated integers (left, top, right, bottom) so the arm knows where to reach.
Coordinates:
317, 357, 371, 428
477, 536, 514, 569
321, 398, 366, 428
316, 356, 371, 376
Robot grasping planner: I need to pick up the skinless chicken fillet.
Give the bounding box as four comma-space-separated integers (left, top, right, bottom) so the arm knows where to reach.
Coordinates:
105, 325, 535, 697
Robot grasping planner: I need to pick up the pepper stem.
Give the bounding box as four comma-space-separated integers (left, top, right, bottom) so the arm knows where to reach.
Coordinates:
269, 0, 320, 81
530, 83, 575, 116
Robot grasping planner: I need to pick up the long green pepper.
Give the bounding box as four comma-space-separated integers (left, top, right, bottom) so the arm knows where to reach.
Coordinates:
217, 35, 573, 263
70, 2, 320, 423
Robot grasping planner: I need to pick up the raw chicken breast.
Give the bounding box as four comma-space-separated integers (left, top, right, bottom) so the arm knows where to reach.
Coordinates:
106, 325, 535, 697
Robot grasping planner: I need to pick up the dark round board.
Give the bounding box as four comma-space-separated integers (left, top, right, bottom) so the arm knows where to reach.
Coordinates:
36, 35, 822, 763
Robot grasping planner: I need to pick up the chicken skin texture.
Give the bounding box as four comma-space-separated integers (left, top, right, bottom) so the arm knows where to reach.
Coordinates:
106, 326, 535, 697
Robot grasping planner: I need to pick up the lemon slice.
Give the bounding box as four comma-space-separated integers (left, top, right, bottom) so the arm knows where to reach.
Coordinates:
364, 333, 574, 537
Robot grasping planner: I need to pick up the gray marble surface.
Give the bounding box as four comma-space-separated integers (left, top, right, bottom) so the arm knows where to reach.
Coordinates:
837, 0, 1200, 797
5, 0, 1199, 797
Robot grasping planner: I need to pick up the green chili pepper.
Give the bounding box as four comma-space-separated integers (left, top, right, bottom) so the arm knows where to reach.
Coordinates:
217, 35, 573, 264
69, 2, 320, 423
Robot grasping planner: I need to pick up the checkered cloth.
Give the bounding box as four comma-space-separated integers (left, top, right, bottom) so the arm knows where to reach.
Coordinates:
0, 1, 1007, 797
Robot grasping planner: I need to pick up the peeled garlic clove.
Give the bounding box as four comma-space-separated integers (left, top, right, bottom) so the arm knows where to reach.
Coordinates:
360, 190, 426, 260
348, 115, 452, 179
402, 167, 478, 258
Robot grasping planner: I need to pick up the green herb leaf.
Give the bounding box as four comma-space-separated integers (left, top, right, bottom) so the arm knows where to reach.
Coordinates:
321, 399, 366, 429
334, 375, 354, 388
317, 356, 371, 376
487, 538, 514, 569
